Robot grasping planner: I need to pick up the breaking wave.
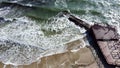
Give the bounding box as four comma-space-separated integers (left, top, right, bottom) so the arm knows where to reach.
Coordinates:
0, 16, 86, 66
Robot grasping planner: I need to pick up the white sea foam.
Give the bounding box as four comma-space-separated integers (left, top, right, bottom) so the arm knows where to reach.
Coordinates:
0, 16, 86, 66
0, 7, 10, 17
55, 0, 68, 9
77, 0, 120, 34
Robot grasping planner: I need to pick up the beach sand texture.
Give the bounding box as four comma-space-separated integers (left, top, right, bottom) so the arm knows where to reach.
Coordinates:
0, 46, 99, 68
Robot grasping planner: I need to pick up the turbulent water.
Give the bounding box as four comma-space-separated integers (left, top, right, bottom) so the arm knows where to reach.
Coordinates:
0, 0, 120, 67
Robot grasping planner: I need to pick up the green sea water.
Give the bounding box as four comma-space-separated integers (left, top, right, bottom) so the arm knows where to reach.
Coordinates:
0, 0, 120, 23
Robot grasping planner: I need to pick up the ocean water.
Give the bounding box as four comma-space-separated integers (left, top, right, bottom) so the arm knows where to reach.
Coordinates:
0, 0, 120, 67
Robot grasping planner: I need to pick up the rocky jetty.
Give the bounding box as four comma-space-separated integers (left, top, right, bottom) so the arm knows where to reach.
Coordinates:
66, 12, 120, 67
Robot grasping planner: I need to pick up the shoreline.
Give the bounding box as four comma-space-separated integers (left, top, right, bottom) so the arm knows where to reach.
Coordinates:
0, 46, 99, 68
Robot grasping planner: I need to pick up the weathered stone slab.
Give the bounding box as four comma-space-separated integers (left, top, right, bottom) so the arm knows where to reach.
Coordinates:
92, 24, 118, 40
92, 24, 120, 66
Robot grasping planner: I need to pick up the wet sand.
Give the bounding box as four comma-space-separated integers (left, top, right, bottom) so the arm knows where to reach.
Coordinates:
0, 46, 99, 68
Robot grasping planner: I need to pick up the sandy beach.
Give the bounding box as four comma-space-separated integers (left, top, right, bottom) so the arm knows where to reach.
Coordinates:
0, 46, 100, 68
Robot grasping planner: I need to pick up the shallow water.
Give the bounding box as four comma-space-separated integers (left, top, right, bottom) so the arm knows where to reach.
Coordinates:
0, 0, 120, 67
